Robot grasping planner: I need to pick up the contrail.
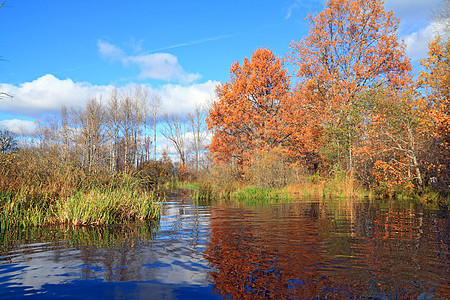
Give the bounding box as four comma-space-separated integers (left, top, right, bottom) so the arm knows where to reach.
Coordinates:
146, 34, 239, 53
145, 21, 288, 54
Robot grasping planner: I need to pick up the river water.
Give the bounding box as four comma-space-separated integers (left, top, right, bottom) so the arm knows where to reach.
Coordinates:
0, 191, 449, 299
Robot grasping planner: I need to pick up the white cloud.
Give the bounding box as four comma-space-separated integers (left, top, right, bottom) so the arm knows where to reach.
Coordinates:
160, 80, 218, 116
0, 74, 113, 118
126, 37, 144, 53
98, 40, 126, 61
127, 53, 200, 83
97, 40, 200, 84
383, 0, 446, 61
403, 21, 444, 60
285, 0, 301, 20
0, 119, 37, 135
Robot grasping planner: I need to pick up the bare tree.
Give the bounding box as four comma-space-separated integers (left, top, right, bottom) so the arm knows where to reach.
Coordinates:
72, 97, 106, 171
161, 113, 187, 165
29, 88, 157, 172
0, 127, 18, 153
130, 89, 144, 167
149, 92, 162, 160
186, 105, 208, 172
119, 96, 134, 169
106, 88, 121, 171
60, 105, 71, 162
119, 91, 147, 169
35, 117, 59, 151
135, 86, 151, 163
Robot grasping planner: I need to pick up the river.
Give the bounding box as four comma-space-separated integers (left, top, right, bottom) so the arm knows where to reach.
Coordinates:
0, 191, 449, 299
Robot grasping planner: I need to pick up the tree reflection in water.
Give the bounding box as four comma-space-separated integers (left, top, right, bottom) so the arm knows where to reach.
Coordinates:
204, 200, 450, 299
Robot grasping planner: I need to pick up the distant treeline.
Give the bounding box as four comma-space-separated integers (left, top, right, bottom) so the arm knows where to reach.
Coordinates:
1, 85, 210, 175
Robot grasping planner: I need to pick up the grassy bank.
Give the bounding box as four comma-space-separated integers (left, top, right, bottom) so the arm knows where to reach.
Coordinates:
189, 181, 290, 206
188, 170, 448, 208
0, 152, 162, 229
188, 169, 368, 206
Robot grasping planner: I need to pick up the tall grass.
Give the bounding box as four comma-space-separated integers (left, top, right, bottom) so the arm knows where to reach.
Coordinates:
0, 152, 162, 229
192, 182, 217, 205
55, 187, 160, 226
285, 171, 371, 200
231, 186, 291, 205
193, 151, 366, 206
191, 182, 291, 206
0, 191, 52, 228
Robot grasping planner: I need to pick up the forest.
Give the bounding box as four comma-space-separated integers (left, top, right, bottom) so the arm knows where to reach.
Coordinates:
0, 0, 449, 229
205, 0, 449, 204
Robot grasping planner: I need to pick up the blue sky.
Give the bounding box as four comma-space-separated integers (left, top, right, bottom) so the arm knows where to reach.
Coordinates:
0, 0, 443, 136
1, 1, 311, 85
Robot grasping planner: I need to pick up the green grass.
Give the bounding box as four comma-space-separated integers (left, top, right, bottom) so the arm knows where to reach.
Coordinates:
169, 180, 202, 191
191, 182, 291, 206
189, 172, 449, 209
410, 188, 449, 209
231, 186, 291, 205
0, 191, 53, 228
192, 182, 217, 205
55, 187, 161, 226
0, 186, 161, 230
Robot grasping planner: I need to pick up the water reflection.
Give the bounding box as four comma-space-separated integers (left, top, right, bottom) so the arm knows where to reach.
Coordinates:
0, 223, 156, 290
205, 200, 450, 299
0, 194, 214, 298
0, 194, 448, 299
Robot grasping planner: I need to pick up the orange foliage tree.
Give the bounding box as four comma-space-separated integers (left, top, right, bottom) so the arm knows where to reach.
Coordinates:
417, 37, 450, 192
206, 48, 291, 171
290, 0, 412, 172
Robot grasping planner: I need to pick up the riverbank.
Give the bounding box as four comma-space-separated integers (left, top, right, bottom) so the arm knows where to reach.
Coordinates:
177, 173, 449, 209
0, 153, 161, 229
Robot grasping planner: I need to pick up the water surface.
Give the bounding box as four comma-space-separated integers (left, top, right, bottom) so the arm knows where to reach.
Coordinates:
1, 192, 448, 299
